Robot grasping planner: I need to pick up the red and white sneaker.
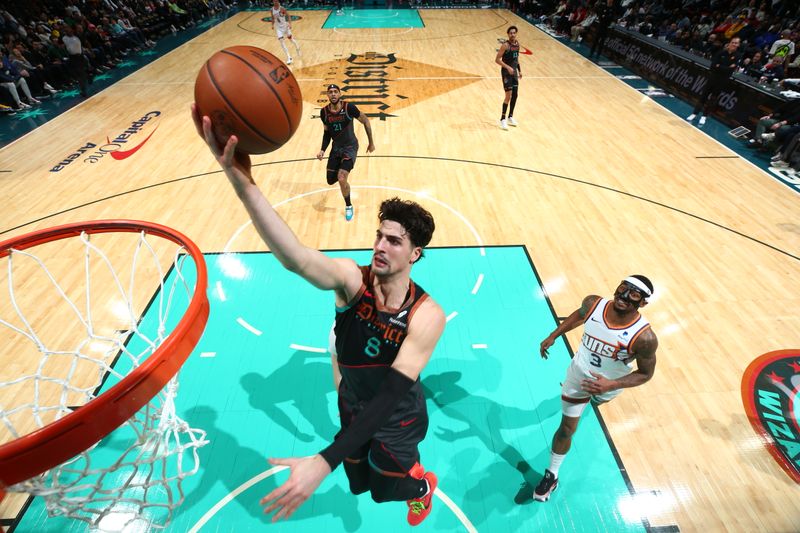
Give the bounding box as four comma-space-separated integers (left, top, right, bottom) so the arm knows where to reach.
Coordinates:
407, 470, 437, 526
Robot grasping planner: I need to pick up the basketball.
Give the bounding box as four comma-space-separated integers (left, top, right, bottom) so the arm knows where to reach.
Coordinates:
194, 46, 303, 155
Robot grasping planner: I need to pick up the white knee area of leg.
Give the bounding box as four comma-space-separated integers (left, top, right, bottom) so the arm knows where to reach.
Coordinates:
561, 399, 588, 418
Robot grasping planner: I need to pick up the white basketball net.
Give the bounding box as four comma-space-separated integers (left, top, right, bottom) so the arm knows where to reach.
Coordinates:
0, 229, 207, 531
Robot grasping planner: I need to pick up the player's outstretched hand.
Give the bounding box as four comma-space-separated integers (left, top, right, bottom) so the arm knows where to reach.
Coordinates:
191, 103, 253, 184
260, 455, 331, 522
540, 336, 555, 359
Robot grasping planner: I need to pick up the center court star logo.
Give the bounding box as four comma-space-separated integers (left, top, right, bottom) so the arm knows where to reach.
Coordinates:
293, 52, 482, 120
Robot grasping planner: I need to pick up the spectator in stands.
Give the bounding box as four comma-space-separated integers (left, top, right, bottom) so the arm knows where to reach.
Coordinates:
686, 36, 742, 126
570, 8, 596, 42
702, 32, 723, 58
695, 16, 713, 39
61, 25, 88, 97
0, 45, 40, 108
742, 49, 767, 77
674, 28, 692, 49
590, 0, 617, 57
770, 130, 800, 169
769, 29, 795, 60
748, 101, 800, 148
753, 24, 781, 51
117, 17, 156, 48
9, 45, 57, 97
27, 39, 71, 90
760, 55, 786, 83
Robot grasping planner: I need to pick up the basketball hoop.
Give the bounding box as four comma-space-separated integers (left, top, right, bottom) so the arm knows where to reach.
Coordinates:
0, 220, 209, 530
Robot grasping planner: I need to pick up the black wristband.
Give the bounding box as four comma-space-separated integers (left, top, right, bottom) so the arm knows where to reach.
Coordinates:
320, 368, 415, 470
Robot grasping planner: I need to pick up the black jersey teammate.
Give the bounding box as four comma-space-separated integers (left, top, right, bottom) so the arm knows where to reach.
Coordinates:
495, 26, 523, 131
192, 103, 443, 526
317, 84, 375, 221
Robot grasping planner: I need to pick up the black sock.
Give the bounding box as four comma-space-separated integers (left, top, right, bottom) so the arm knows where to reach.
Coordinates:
509, 89, 518, 116
345, 195, 352, 207
501, 103, 508, 120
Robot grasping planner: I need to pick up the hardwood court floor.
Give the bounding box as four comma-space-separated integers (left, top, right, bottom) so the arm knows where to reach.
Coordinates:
1, 8, 799, 532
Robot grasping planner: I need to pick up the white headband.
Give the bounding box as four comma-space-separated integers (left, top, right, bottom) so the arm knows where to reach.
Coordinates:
623, 276, 653, 297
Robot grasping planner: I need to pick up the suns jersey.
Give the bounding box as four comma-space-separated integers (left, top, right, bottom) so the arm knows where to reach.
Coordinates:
272, 6, 289, 28
334, 266, 429, 409
573, 298, 651, 380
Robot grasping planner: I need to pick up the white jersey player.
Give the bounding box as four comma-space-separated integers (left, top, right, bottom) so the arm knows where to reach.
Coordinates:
533, 275, 659, 502
271, 0, 300, 64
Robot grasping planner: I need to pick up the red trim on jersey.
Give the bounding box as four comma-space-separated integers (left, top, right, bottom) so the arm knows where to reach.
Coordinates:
367, 267, 419, 314
406, 293, 429, 324
602, 301, 643, 330
582, 297, 602, 323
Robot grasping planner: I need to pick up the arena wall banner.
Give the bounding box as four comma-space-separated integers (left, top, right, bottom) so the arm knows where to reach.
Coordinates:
597, 27, 789, 128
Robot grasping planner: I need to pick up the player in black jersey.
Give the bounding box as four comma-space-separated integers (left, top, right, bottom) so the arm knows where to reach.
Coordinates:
495, 26, 522, 131
317, 84, 375, 222
192, 103, 443, 526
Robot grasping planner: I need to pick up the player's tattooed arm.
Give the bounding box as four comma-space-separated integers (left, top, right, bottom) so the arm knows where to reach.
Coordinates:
610, 328, 658, 389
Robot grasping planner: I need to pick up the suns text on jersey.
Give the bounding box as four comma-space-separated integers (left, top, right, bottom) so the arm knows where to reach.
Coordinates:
581, 332, 622, 359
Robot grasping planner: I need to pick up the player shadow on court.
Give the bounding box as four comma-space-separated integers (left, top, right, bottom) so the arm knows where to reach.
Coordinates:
422, 371, 561, 507
241, 349, 339, 443
311, 191, 339, 216
178, 405, 363, 531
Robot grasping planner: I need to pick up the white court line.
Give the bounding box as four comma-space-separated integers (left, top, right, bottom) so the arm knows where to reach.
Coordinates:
436, 487, 479, 533
116, 81, 194, 85
350, 11, 400, 18
224, 184, 486, 256
396, 75, 608, 80
200, 352, 216, 358
397, 76, 490, 80
446, 311, 458, 322
471, 344, 487, 349
289, 343, 327, 353
188, 466, 478, 533
236, 317, 262, 336
471, 273, 484, 295
188, 466, 288, 533
215, 281, 227, 301
333, 25, 414, 35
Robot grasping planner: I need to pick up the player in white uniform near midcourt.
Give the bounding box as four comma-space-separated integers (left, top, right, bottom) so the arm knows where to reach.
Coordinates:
272, 0, 300, 65
533, 275, 659, 502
